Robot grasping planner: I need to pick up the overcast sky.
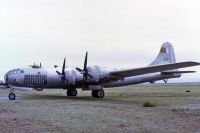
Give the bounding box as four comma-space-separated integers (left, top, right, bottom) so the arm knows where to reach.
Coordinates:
0, 0, 200, 82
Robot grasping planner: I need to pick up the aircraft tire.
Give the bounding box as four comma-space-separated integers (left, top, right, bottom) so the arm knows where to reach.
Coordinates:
92, 89, 104, 98
8, 93, 16, 100
67, 89, 77, 96
96, 89, 104, 98
91, 90, 97, 97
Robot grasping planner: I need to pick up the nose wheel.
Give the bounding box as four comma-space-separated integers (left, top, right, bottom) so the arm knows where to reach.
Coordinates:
8, 93, 16, 100
8, 88, 16, 100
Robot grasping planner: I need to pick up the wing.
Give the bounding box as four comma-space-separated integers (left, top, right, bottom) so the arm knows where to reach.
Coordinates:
110, 61, 200, 78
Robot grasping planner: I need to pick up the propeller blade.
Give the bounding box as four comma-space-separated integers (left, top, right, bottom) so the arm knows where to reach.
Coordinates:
62, 58, 66, 75
40, 62, 42, 67
87, 73, 93, 79
84, 52, 88, 71
56, 71, 62, 75
76, 67, 83, 72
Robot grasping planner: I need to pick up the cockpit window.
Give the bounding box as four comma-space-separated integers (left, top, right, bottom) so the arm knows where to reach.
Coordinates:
8, 69, 24, 74
13, 70, 17, 74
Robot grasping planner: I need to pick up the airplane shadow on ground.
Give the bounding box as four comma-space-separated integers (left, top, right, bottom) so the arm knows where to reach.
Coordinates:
3, 91, 199, 104
17, 91, 200, 105
22, 94, 110, 101
20, 94, 143, 104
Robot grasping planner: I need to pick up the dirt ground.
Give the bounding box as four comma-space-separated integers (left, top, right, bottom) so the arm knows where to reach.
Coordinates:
0, 84, 200, 133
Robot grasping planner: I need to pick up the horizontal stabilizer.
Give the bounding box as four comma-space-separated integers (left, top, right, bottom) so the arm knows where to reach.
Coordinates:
110, 61, 200, 78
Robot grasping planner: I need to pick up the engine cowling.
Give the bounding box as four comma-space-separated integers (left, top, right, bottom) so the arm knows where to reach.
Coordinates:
87, 66, 100, 82
65, 70, 77, 85
87, 66, 110, 83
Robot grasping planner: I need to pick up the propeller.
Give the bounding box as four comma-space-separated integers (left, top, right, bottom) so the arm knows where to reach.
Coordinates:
76, 52, 93, 81
56, 58, 68, 85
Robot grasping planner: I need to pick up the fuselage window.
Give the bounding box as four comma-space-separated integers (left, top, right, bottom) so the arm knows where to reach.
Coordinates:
13, 70, 16, 74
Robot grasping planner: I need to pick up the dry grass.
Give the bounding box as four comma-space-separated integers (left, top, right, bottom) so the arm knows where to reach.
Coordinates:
0, 84, 200, 133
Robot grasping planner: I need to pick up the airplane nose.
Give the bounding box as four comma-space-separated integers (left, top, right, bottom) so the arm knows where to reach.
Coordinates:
4, 74, 9, 83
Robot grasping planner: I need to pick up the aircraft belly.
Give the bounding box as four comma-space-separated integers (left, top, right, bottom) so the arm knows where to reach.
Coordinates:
103, 73, 180, 88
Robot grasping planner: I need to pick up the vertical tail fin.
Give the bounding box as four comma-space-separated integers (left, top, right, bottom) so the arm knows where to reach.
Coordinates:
150, 42, 176, 66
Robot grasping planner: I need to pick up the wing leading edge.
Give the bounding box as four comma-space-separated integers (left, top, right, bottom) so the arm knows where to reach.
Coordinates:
110, 61, 200, 78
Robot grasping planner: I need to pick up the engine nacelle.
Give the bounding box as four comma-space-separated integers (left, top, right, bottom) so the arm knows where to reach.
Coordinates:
87, 66, 110, 82
65, 70, 76, 85
87, 66, 101, 82
67, 66, 110, 87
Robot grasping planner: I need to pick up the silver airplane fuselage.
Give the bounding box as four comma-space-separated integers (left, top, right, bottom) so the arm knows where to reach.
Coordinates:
4, 66, 180, 90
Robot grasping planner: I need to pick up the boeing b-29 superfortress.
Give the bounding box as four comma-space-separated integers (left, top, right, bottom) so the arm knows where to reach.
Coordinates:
1, 42, 199, 100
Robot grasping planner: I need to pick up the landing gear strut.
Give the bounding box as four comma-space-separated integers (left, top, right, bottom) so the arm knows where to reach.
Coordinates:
92, 89, 105, 98
67, 89, 78, 96
8, 88, 16, 100
164, 79, 168, 84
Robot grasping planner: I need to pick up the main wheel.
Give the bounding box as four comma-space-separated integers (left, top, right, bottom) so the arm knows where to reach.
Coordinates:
92, 90, 97, 97
92, 89, 104, 98
67, 89, 78, 96
8, 93, 16, 100
96, 89, 104, 98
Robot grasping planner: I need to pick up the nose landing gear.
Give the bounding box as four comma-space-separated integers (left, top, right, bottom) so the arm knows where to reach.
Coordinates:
8, 88, 16, 100
8, 93, 16, 100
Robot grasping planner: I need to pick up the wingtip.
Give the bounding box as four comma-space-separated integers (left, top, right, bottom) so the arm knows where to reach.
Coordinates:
191, 61, 200, 65
186, 61, 200, 66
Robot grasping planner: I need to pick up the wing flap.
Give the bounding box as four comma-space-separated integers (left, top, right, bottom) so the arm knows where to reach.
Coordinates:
161, 71, 196, 75
110, 61, 200, 78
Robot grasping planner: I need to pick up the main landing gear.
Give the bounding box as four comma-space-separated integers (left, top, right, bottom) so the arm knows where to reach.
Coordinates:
66, 88, 105, 98
91, 89, 105, 98
67, 89, 78, 96
8, 88, 16, 100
